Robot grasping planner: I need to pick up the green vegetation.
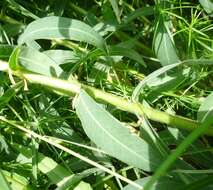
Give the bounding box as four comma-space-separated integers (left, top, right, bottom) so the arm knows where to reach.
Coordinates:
0, 0, 213, 189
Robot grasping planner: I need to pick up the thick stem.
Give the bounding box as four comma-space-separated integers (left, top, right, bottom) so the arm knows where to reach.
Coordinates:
1, 60, 212, 136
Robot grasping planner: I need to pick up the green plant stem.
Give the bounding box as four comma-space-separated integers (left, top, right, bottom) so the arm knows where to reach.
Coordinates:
1, 60, 212, 136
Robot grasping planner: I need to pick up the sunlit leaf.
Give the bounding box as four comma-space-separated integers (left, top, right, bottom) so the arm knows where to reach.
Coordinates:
76, 90, 163, 171
18, 16, 106, 51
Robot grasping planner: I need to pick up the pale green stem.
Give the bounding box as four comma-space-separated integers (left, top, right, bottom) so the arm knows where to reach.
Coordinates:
1, 60, 212, 136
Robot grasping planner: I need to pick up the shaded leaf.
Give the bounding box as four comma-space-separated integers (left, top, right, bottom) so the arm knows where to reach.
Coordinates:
154, 16, 179, 66
18, 46, 63, 77
75, 90, 163, 172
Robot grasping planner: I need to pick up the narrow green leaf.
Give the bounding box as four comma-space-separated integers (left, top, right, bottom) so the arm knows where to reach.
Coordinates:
75, 90, 163, 172
18, 46, 63, 77
154, 16, 179, 66
6, 0, 39, 19
18, 16, 106, 51
198, 92, 213, 121
0, 169, 12, 190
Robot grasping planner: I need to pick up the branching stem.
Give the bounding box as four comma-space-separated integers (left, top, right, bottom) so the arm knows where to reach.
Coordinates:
0, 60, 211, 136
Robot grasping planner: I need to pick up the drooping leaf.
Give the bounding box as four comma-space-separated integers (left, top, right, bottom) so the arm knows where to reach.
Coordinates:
132, 59, 211, 102
18, 16, 106, 51
198, 92, 213, 121
75, 90, 163, 172
18, 46, 63, 77
132, 62, 182, 101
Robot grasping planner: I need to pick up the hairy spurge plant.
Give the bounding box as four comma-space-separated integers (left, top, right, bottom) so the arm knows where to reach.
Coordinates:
0, 0, 213, 190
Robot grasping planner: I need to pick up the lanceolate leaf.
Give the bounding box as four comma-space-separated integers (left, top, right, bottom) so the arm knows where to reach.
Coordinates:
132, 62, 182, 101
75, 90, 163, 172
18, 16, 106, 51
198, 92, 213, 121
18, 46, 63, 77
154, 16, 179, 66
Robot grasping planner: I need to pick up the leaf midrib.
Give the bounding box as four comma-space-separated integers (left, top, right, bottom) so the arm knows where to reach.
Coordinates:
80, 95, 149, 164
